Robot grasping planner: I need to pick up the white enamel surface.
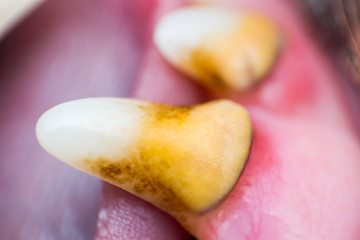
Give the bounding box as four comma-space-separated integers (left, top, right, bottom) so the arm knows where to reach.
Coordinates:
36, 98, 145, 166
0, 0, 44, 39
153, 5, 241, 66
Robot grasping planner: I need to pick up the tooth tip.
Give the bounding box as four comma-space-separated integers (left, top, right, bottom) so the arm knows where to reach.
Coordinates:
36, 104, 64, 161
35, 98, 144, 166
0, 0, 45, 39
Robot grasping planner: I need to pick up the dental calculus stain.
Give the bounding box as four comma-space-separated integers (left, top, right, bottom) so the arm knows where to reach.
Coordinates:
188, 48, 229, 91
85, 155, 189, 215
181, 14, 280, 92
140, 103, 192, 125
84, 104, 195, 214
83, 100, 252, 216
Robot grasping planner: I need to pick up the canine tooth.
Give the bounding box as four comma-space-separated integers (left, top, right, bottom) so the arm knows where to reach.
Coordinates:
0, 0, 44, 39
154, 5, 280, 92
36, 98, 252, 216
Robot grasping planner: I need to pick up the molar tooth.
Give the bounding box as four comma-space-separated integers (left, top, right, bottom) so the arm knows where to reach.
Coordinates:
36, 98, 252, 219
0, 0, 44, 39
154, 5, 281, 92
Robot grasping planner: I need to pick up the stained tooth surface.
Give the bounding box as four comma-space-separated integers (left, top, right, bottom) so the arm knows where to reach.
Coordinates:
36, 98, 252, 215
153, 5, 280, 92
0, 0, 44, 39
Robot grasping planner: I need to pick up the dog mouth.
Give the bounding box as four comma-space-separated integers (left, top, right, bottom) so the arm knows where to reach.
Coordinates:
1, 0, 360, 239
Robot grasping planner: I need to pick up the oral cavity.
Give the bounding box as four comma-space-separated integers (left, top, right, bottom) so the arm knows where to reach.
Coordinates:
153, 5, 281, 92
36, 98, 252, 218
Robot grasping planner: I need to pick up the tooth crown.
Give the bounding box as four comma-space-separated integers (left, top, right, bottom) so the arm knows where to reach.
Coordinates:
36, 98, 252, 214
36, 98, 145, 167
154, 5, 280, 92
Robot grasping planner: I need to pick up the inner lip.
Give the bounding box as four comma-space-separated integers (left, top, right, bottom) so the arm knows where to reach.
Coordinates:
1, 0, 360, 239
